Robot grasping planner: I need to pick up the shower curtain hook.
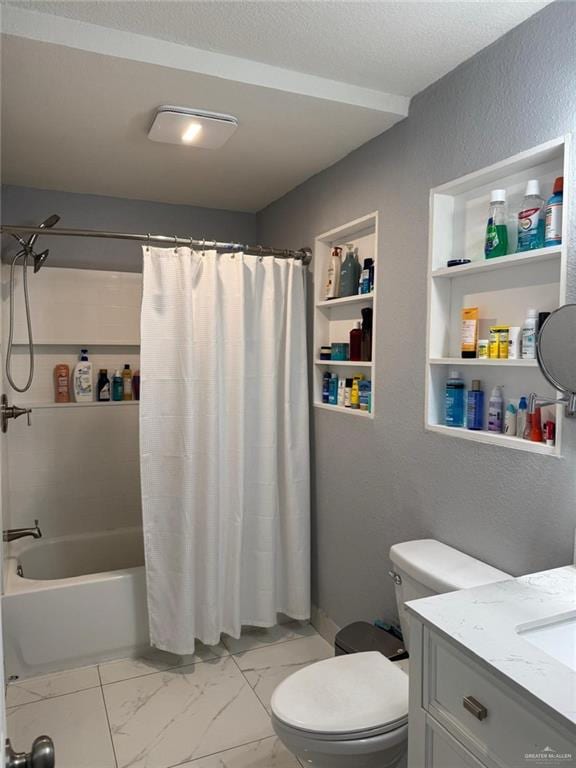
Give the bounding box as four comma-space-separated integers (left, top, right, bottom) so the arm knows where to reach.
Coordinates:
202, 238, 206, 257
146, 233, 151, 252
258, 245, 263, 262
173, 235, 178, 253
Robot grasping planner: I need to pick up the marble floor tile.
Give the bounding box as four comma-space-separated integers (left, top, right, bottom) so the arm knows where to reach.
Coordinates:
6, 666, 100, 708
234, 634, 333, 713
99, 642, 228, 685
222, 622, 316, 655
103, 656, 273, 768
7, 688, 115, 768
178, 736, 300, 767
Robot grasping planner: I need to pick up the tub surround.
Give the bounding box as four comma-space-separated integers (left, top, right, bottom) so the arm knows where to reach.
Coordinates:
407, 566, 576, 730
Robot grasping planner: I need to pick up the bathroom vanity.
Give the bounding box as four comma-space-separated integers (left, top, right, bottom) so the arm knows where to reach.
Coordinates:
407, 567, 576, 767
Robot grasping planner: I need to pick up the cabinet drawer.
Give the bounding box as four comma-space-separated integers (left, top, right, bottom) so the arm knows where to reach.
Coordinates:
426, 715, 485, 768
424, 630, 576, 768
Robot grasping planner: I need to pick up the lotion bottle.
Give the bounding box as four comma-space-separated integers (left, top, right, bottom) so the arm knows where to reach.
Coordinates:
325, 247, 342, 300
73, 349, 93, 402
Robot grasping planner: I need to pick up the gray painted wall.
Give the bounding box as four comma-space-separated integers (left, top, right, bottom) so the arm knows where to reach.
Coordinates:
258, 3, 576, 629
1, 186, 257, 271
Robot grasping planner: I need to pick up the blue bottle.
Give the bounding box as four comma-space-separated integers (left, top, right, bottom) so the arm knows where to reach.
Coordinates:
445, 370, 465, 427
544, 176, 563, 246
328, 374, 339, 405
322, 372, 331, 404
466, 379, 484, 430
339, 245, 361, 297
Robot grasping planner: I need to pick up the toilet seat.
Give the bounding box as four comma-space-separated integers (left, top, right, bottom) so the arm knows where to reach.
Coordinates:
270, 651, 409, 741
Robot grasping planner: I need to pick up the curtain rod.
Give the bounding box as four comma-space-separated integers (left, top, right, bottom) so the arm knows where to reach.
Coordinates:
0, 224, 312, 265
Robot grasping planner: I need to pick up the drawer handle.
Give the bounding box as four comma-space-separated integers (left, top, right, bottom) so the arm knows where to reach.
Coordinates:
463, 696, 488, 721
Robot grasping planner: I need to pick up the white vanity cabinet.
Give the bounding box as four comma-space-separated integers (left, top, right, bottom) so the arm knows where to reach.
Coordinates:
408, 617, 576, 768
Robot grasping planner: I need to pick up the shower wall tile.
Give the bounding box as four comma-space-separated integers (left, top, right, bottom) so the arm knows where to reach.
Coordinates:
3, 266, 142, 536
11, 267, 142, 345
5, 404, 141, 535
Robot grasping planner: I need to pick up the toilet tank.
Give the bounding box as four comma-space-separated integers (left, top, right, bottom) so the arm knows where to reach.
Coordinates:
389, 539, 510, 651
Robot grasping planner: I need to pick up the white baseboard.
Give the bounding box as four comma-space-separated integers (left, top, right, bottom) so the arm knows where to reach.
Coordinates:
310, 604, 341, 646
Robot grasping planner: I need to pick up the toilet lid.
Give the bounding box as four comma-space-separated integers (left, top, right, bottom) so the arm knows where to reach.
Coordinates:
270, 651, 408, 738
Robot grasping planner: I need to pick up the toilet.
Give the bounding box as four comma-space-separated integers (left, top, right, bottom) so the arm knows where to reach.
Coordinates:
270, 539, 510, 767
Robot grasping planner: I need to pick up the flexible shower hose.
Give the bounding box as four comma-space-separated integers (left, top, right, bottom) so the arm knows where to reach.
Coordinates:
6, 250, 35, 392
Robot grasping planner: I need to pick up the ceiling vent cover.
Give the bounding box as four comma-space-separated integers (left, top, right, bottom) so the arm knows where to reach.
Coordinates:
148, 106, 239, 149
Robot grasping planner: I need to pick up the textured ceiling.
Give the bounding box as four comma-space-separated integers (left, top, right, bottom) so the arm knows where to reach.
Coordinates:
6, 0, 550, 96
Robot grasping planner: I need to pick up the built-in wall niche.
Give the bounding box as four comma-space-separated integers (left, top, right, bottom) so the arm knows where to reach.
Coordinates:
426, 136, 570, 455
4, 266, 142, 408
313, 212, 378, 418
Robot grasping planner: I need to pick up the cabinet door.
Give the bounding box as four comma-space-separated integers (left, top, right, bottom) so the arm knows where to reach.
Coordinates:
427, 718, 485, 768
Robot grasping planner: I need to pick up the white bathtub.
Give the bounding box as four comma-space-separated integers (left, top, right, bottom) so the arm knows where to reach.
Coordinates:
3, 527, 149, 679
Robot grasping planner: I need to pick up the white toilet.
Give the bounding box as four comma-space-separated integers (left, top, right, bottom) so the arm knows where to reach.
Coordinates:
271, 539, 509, 768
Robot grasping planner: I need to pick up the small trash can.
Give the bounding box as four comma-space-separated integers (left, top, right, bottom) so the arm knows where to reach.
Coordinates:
335, 621, 408, 660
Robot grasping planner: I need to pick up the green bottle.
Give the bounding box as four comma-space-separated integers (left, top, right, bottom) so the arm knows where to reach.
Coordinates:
484, 189, 508, 259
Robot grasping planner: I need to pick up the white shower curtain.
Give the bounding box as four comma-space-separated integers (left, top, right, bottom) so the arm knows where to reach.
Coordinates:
140, 247, 310, 654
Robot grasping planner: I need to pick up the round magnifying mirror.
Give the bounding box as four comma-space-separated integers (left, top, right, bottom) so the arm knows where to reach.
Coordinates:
537, 304, 576, 394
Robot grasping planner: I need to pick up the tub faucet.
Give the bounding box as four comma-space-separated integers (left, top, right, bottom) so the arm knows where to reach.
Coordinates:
3, 519, 42, 543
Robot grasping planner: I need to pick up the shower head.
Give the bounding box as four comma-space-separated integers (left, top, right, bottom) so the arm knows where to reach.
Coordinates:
27, 213, 60, 250
33, 249, 50, 274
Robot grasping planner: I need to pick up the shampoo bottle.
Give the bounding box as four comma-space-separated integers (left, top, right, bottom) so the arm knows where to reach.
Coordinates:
339, 244, 360, 297
73, 349, 93, 402
488, 385, 504, 433
325, 247, 342, 300
112, 370, 124, 402
97, 369, 111, 402
122, 363, 133, 401
445, 370, 465, 428
466, 379, 484, 431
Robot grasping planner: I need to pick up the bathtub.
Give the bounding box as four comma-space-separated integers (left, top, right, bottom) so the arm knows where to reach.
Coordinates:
3, 527, 149, 679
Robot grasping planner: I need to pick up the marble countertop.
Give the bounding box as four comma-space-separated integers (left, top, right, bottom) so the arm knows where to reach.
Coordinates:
406, 565, 576, 730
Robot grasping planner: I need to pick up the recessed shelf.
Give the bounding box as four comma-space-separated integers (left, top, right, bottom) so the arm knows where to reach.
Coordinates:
314, 212, 378, 418
425, 135, 570, 456
314, 359, 373, 368
426, 424, 558, 456
431, 246, 563, 278
429, 358, 538, 367
314, 403, 373, 418
12, 342, 141, 347
316, 293, 374, 308
27, 401, 140, 409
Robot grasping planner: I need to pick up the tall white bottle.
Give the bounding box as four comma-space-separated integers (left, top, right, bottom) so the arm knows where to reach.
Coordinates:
325, 247, 342, 300
73, 348, 93, 402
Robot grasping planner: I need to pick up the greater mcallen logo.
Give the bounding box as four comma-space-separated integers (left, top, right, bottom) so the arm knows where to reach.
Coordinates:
524, 746, 574, 764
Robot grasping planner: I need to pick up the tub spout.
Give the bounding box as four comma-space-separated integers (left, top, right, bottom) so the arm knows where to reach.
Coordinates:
3, 520, 42, 542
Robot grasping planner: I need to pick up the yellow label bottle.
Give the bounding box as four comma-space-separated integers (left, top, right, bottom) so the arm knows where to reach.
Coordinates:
122, 364, 133, 401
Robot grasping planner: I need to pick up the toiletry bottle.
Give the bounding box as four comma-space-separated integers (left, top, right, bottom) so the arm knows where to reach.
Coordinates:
132, 370, 140, 401
484, 190, 508, 259
545, 420, 555, 447
488, 385, 504, 433
504, 402, 517, 435
461, 307, 479, 358
328, 374, 339, 405
337, 378, 346, 407
112, 369, 124, 402
350, 377, 361, 409
544, 176, 563, 247
359, 259, 373, 295
517, 180, 545, 252
529, 406, 543, 442
466, 380, 484, 431
516, 396, 528, 438
507, 327, 521, 359
361, 307, 373, 362
325, 247, 342, 300
339, 244, 360, 297
537, 312, 550, 337
73, 349, 93, 402
521, 308, 538, 359
445, 370, 465, 428
54, 364, 70, 403
97, 369, 111, 402
349, 322, 362, 361
344, 378, 353, 407
122, 364, 133, 401
359, 380, 371, 412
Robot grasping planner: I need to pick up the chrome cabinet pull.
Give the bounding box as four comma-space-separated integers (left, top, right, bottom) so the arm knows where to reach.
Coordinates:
463, 695, 488, 721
